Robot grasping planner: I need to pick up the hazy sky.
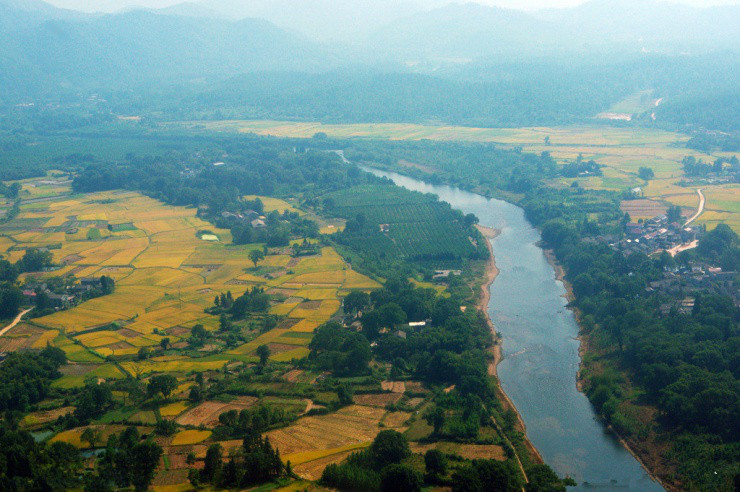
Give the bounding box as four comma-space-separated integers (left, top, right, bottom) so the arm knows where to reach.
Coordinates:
45, 0, 740, 13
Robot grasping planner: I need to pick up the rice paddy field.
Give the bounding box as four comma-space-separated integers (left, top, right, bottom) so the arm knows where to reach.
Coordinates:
1, 183, 379, 376
185, 120, 738, 233
0, 179, 395, 487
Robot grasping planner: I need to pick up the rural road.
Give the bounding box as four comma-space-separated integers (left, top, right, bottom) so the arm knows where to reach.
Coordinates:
0, 308, 33, 337
684, 189, 705, 226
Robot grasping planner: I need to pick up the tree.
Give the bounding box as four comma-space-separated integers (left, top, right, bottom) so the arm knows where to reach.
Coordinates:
81, 427, 102, 449
129, 440, 163, 492
369, 430, 410, 469
638, 167, 655, 180
160, 337, 170, 350
248, 249, 265, 268
188, 469, 200, 488
425, 406, 445, 435
202, 444, 223, 482
189, 386, 203, 402
667, 205, 683, 224
380, 464, 422, 492
343, 290, 370, 316
424, 449, 447, 477
147, 374, 177, 399
256, 344, 270, 367
100, 275, 115, 295
18, 248, 53, 273
0, 285, 23, 318
137, 347, 151, 360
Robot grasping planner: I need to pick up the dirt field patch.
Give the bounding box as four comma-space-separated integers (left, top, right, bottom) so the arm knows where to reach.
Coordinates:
380, 381, 405, 393
176, 397, 258, 427
266, 343, 302, 354
353, 393, 403, 407
620, 199, 667, 219
283, 369, 304, 383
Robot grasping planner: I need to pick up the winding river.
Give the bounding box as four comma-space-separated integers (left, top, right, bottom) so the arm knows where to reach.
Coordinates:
364, 167, 663, 491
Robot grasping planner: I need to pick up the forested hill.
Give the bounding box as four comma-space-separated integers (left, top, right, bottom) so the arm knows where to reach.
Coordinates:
0, 2, 326, 97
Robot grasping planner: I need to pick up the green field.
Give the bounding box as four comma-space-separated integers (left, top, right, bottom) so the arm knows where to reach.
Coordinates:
325, 184, 479, 261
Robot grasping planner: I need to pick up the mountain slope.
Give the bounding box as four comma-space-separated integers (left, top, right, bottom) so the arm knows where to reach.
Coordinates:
369, 0, 740, 61
0, 4, 329, 98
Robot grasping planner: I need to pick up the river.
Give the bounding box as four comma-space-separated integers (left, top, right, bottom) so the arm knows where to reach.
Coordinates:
363, 167, 663, 491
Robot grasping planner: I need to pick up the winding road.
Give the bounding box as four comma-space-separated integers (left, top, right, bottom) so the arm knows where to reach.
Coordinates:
684, 188, 705, 226
0, 308, 33, 338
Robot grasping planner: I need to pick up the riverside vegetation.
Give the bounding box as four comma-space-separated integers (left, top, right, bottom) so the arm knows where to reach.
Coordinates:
350, 138, 738, 491
0, 133, 571, 491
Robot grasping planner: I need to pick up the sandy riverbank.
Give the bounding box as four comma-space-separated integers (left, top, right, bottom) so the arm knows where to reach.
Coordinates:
475, 225, 544, 466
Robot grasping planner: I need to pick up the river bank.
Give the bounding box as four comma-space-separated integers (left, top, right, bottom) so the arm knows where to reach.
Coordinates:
364, 166, 663, 490
542, 247, 673, 491
476, 224, 544, 466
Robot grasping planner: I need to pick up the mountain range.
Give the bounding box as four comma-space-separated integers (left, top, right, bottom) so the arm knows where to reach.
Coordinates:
0, 0, 738, 98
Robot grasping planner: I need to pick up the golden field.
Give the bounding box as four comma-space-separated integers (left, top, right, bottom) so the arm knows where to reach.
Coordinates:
182, 120, 738, 232
1, 183, 379, 384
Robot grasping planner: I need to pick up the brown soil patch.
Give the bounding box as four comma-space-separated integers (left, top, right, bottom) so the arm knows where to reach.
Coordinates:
105, 341, 135, 350
62, 254, 83, 264
23, 406, 75, 427
277, 318, 300, 329
166, 326, 190, 337
404, 397, 425, 409
283, 369, 304, 383
457, 444, 506, 460
620, 199, 667, 218
298, 300, 322, 310
398, 159, 437, 174
383, 411, 411, 429
293, 450, 355, 481
266, 343, 301, 354
117, 328, 142, 338
353, 393, 403, 407
404, 381, 427, 394
176, 397, 258, 427
267, 288, 296, 297
380, 381, 405, 393
0, 336, 34, 352
151, 469, 188, 486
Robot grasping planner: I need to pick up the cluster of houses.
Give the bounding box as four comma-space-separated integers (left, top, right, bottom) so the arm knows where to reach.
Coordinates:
22, 277, 104, 310
616, 214, 698, 257
652, 263, 738, 315
221, 210, 267, 229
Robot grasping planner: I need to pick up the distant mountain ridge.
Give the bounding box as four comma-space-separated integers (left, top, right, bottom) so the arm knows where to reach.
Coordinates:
367, 0, 740, 59
0, 0, 329, 98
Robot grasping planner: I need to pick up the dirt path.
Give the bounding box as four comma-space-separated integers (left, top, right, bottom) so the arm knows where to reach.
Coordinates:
684, 188, 705, 226
0, 308, 33, 337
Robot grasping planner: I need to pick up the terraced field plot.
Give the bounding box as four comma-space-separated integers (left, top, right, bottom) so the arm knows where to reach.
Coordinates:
1, 182, 378, 384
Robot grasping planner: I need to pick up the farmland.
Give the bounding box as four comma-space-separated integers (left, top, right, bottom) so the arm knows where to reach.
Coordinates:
326, 184, 481, 262
0, 176, 398, 488
188, 119, 739, 233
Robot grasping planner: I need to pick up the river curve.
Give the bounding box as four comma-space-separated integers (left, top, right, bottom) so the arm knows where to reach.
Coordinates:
364, 167, 663, 491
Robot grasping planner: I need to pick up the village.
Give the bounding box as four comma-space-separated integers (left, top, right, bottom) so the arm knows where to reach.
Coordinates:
603, 208, 738, 314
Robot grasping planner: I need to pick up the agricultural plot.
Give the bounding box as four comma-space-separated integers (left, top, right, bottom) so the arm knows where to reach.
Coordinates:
1, 183, 375, 377
196, 120, 738, 233
325, 185, 477, 260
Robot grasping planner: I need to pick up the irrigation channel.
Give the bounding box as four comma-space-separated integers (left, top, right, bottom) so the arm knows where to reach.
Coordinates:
363, 167, 663, 491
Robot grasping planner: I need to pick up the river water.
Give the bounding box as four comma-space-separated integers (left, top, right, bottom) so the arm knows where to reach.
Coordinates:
364, 167, 663, 491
